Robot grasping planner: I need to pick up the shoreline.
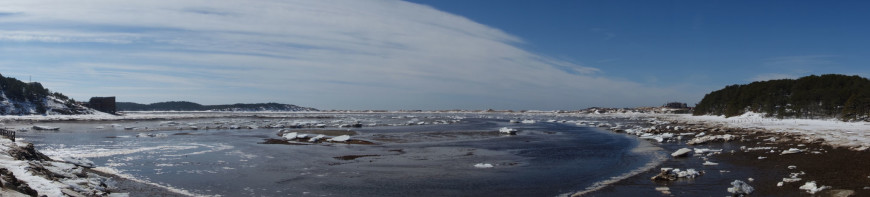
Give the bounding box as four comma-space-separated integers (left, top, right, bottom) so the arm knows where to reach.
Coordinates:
566, 135, 667, 197
581, 113, 869, 196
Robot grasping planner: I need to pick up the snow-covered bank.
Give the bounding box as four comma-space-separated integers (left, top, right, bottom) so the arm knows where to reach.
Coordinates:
664, 113, 870, 149
0, 138, 120, 196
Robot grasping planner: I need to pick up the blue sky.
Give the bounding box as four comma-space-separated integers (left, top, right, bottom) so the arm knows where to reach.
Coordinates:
1, 0, 868, 110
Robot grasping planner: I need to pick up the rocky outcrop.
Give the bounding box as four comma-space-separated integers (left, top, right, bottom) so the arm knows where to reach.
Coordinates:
7, 143, 51, 161
0, 168, 39, 197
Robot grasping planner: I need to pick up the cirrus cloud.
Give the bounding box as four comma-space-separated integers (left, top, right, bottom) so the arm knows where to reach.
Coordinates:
0, 0, 690, 110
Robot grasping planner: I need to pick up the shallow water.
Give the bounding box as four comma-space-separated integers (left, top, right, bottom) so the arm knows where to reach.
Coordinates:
17, 115, 660, 196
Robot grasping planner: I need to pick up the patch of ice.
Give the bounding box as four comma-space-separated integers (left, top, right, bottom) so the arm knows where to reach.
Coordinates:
727, 180, 754, 195
671, 148, 692, 157
282, 132, 298, 140
799, 181, 831, 194
328, 135, 351, 142
781, 148, 804, 155
473, 163, 494, 168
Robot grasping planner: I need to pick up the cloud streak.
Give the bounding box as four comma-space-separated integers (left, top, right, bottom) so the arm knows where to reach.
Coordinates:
0, 0, 687, 110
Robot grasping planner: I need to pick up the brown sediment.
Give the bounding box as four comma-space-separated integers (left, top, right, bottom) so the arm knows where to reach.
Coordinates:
388, 149, 405, 154
276, 129, 358, 137
651, 120, 870, 196
259, 138, 377, 145
710, 129, 870, 196
259, 139, 310, 145
333, 155, 380, 161
588, 117, 870, 196
334, 139, 377, 145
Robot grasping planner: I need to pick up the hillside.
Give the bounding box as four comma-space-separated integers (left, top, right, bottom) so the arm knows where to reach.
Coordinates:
117, 101, 318, 112
0, 73, 93, 115
693, 74, 870, 121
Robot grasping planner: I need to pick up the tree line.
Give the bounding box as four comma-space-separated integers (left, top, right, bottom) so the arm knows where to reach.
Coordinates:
693, 74, 870, 121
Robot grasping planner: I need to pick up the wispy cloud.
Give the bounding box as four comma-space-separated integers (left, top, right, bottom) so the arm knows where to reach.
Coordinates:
0, 0, 686, 109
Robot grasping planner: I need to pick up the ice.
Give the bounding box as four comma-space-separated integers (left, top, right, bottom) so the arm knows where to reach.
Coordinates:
282, 132, 298, 140
781, 148, 804, 155
702, 161, 719, 166
499, 127, 518, 135
694, 148, 722, 154
309, 134, 326, 142
687, 134, 736, 145
671, 148, 692, 157
799, 181, 831, 194
58, 156, 96, 168
328, 135, 351, 142
473, 163, 494, 168
727, 180, 754, 195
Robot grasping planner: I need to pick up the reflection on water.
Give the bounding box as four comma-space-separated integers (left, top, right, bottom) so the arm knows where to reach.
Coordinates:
16, 114, 659, 196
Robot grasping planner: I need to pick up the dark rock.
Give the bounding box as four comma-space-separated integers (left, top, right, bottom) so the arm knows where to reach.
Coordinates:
1, 168, 39, 197
8, 143, 52, 161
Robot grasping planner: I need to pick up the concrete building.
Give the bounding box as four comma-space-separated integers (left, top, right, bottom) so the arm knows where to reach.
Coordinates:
88, 97, 116, 114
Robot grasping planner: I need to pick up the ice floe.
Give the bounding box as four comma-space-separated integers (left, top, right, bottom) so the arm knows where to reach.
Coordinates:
328, 135, 351, 142
671, 148, 692, 157
687, 134, 736, 145
727, 180, 754, 195
799, 181, 831, 194
474, 163, 494, 168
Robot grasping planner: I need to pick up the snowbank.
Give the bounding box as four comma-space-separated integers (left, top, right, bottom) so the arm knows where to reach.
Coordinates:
663, 113, 870, 149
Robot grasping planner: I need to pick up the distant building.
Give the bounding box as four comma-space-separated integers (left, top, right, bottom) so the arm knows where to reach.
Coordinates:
664, 102, 689, 109
88, 97, 116, 114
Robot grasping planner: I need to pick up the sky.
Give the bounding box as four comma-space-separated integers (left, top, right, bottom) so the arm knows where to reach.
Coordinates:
1, 0, 869, 110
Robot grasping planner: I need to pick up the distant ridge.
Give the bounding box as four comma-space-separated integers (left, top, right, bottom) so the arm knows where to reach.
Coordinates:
0, 73, 94, 115
117, 101, 318, 112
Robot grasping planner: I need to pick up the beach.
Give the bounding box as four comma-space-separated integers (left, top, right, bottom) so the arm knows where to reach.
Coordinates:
1, 111, 868, 196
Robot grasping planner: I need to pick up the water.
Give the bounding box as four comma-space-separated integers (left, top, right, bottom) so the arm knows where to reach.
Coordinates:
16, 115, 661, 196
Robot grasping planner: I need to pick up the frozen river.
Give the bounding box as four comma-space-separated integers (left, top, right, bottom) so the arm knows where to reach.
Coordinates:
15, 114, 661, 196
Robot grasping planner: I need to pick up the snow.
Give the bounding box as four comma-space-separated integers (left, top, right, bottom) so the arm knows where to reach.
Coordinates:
671, 113, 870, 149
0, 139, 64, 196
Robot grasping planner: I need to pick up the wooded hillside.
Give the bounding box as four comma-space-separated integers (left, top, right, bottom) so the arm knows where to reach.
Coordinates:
693, 74, 870, 121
